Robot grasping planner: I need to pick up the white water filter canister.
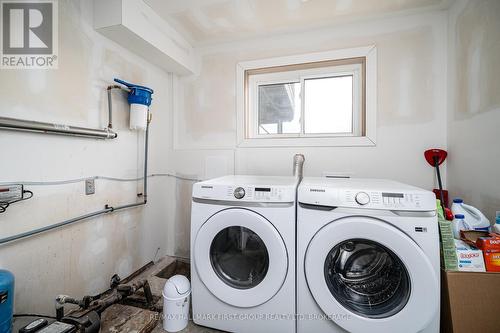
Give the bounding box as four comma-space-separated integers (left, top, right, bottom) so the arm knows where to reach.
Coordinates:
113, 78, 154, 131
129, 104, 148, 131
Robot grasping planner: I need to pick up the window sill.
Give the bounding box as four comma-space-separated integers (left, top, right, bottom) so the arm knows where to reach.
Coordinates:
237, 135, 376, 148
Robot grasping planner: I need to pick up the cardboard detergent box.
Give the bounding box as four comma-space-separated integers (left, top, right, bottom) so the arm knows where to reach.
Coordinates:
476, 234, 500, 272
461, 231, 500, 272
482, 251, 500, 272
454, 239, 486, 272
441, 270, 500, 333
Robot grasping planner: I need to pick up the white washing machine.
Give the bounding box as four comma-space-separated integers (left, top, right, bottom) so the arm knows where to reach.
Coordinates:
297, 177, 440, 333
191, 175, 297, 333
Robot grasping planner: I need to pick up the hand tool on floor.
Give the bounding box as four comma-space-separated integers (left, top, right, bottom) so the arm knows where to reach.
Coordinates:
425, 149, 453, 220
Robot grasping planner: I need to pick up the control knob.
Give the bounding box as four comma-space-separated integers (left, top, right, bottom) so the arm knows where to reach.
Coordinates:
355, 192, 370, 205
234, 187, 245, 199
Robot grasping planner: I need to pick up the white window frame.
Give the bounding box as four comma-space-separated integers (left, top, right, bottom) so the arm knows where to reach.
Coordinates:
236, 45, 377, 147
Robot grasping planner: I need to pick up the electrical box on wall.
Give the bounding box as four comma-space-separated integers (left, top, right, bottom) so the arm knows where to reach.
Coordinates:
0, 185, 23, 202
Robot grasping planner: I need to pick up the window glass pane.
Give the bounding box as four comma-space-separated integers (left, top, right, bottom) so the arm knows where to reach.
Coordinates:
258, 82, 300, 134
304, 75, 353, 134
210, 226, 269, 289
324, 239, 411, 319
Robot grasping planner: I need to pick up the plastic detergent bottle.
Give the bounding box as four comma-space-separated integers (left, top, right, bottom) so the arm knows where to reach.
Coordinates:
451, 198, 490, 232
492, 212, 500, 234
452, 214, 470, 239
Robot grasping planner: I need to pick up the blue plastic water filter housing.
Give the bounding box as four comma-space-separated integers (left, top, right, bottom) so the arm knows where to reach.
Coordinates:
114, 78, 154, 131
0, 269, 14, 333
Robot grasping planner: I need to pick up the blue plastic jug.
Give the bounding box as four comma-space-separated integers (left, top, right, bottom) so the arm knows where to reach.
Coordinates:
0, 269, 14, 333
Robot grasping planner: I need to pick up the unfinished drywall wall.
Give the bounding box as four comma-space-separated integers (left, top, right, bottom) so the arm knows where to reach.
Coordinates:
170, 10, 448, 255
447, 0, 500, 220
0, 0, 175, 315
173, 11, 448, 179
164, 149, 235, 257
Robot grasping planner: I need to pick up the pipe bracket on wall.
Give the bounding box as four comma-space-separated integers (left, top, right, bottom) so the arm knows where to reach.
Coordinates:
0, 116, 117, 139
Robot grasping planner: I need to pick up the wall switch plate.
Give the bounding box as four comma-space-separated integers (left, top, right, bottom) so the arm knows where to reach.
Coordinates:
85, 179, 95, 195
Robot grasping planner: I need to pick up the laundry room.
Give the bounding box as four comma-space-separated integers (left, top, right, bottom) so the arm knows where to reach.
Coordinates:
0, 0, 499, 332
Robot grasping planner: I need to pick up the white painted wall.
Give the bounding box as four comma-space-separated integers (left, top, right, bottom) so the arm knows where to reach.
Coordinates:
0, 0, 175, 315
169, 10, 449, 255
447, 0, 500, 220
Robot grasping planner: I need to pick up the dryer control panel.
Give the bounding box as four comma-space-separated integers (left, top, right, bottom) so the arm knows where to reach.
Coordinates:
343, 190, 427, 210
299, 178, 436, 212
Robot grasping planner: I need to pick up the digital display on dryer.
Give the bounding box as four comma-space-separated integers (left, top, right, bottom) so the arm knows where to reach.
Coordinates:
255, 187, 271, 192
382, 192, 404, 198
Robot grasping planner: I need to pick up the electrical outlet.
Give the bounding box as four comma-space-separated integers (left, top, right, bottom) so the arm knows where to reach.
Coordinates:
85, 179, 95, 195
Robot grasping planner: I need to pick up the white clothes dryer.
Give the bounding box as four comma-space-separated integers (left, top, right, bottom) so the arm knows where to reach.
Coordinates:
297, 177, 440, 333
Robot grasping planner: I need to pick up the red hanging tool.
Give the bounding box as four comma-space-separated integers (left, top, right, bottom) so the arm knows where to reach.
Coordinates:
424, 149, 453, 220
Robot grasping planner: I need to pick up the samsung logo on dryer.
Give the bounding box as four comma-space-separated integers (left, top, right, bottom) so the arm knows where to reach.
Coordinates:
201, 186, 213, 189
309, 189, 326, 193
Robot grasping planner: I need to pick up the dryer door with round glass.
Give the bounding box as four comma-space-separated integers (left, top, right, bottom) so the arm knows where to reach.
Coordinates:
304, 216, 438, 333
194, 208, 288, 308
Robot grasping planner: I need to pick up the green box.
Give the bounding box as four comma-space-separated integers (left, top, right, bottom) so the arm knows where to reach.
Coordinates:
437, 201, 458, 271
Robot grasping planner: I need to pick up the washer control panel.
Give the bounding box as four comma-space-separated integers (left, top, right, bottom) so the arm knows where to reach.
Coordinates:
193, 176, 297, 203
195, 184, 294, 202
226, 186, 286, 201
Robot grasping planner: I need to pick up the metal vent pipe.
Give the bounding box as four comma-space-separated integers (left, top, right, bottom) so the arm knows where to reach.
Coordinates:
293, 154, 305, 180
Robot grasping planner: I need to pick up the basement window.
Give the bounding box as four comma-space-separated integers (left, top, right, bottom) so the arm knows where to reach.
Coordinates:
236, 46, 377, 147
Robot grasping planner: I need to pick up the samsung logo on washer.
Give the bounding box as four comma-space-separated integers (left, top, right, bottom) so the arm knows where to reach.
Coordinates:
1, 0, 58, 69
310, 189, 326, 193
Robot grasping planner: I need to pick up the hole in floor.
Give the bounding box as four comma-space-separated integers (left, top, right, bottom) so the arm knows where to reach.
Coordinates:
156, 258, 191, 280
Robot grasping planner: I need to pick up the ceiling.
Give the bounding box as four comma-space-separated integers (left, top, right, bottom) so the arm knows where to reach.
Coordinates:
144, 0, 453, 46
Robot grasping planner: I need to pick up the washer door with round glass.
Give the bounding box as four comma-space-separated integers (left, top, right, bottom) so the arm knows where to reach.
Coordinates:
305, 216, 438, 333
194, 208, 288, 308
